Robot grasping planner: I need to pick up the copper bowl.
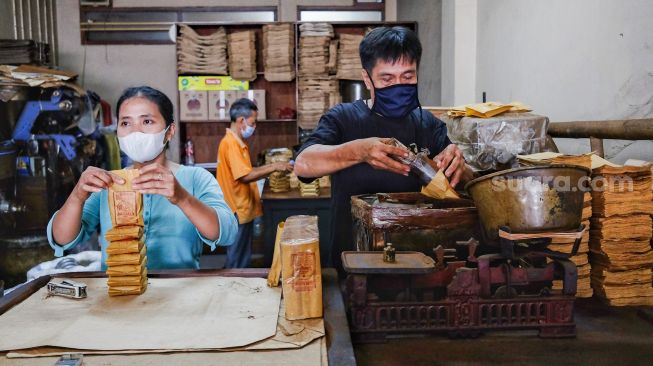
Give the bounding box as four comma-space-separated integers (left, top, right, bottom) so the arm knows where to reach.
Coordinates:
464, 165, 590, 241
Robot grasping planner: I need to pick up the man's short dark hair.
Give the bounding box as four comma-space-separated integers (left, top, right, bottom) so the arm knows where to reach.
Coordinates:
230, 98, 258, 122
359, 26, 422, 74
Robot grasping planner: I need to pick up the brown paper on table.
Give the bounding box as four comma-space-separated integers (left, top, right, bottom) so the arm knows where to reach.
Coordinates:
267, 222, 285, 287
108, 169, 143, 227
106, 239, 144, 255
0, 277, 281, 352
280, 215, 323, 320
2, 338, 327, 366
6, 298, 325, 358
421, 170, 460, 199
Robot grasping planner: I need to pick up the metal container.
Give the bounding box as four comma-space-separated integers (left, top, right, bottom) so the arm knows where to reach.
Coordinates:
340, 80, 370, 103
465, 165, 590, 241
0, 233, 54, 288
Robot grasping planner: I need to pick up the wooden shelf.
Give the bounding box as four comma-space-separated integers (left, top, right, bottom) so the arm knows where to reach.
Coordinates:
177, 21, 416, 164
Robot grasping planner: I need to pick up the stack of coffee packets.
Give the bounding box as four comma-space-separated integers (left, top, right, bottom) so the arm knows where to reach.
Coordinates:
105, 169, 148, 296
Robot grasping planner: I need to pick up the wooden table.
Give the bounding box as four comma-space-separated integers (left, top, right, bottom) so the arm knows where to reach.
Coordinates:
261, 184, 332, 266
0, 268, 356, 366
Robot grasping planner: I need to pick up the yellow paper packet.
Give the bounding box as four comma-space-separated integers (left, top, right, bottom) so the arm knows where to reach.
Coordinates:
106, 245, 146, 266
108, 169, 143, 227
106, 239, 144, 255
421, 170, 460, 199
105, 226, 143, 242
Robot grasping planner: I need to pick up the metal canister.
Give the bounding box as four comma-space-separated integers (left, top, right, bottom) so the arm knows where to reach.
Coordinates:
383, 243, 396, 263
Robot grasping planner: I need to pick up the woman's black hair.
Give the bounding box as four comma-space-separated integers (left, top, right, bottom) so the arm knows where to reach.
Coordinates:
359, 26, 422, 74
116, 86, 174, 126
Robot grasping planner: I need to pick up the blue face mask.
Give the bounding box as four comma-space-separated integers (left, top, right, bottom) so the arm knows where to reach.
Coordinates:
241, 121, 256, 139
368, 73, 421, 119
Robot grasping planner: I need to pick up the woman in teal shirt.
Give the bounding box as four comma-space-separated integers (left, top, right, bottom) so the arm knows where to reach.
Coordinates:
47, 86, 237, 269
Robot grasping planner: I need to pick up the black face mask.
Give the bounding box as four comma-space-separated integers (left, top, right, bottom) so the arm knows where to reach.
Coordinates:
368, 72, 421, 119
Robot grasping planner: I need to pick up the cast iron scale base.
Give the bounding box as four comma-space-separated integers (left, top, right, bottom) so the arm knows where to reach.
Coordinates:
342, 225, 585, 343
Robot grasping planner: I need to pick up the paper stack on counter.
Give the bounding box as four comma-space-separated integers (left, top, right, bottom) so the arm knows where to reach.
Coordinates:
106, 169, 148, 296
266, 148, 293, 193
299, 180, 320, 197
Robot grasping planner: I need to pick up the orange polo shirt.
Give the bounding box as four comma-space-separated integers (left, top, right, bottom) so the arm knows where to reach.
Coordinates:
216, 128, 262, 224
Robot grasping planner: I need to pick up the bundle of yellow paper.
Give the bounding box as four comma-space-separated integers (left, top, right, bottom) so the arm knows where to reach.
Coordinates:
589, 164, 653, 306
105, 169, 148, 296
447, 101, 531, 118
299, 179, 320, 197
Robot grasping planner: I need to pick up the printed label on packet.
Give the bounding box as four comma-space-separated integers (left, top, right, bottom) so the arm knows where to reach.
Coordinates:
290, 252, 316, 292
114, 191, 137, 226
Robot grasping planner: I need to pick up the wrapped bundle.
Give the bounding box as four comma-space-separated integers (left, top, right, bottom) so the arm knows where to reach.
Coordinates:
106, 169, 148, 296
280, 215, 322, 320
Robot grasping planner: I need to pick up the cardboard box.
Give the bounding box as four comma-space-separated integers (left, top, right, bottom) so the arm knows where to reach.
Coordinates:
237, 89, 267, 120
208, 90, 239, 121
178, 76, 249, 91
179, 91, 208, 121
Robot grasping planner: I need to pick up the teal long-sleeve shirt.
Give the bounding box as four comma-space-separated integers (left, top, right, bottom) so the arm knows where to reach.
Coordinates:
46, 165, 238, 270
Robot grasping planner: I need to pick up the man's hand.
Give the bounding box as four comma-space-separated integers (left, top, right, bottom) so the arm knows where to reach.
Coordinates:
273, 162, 294, 173
433, 144, 469, 188
357, 137, 411, 176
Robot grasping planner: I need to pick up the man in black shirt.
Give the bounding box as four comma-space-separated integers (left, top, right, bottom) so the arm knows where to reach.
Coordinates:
295, 26, 473, 268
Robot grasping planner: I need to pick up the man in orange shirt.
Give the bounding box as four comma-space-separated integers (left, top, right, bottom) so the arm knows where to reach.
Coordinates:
216, 98, 293, 268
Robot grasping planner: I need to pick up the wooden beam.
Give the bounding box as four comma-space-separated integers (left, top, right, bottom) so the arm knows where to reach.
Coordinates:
589, 137, 605, 158
548, 118, 653, 140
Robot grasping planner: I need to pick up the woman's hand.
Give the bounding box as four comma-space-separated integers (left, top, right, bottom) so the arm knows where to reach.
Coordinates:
132, 163, 188, 205
73, 166, 125, 203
